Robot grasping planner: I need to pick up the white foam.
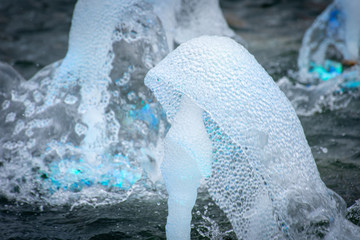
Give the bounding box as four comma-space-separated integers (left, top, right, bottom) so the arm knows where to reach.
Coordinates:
145, 36, 360, 239
0, 0, 169, 204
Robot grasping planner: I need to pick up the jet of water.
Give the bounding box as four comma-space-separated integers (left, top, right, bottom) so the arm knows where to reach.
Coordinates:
145, 35, 360, 239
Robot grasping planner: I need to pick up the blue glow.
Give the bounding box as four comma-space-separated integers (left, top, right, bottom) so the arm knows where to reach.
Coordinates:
40, 154, 142, 193
129, 101, 159, 129
327, 9, 341, 36
309, 60, 342, 81
309, 60, 360, 90
341, 80, 360, 89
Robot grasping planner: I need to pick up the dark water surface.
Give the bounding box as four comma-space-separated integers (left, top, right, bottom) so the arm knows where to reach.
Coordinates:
1, 0, 359, 239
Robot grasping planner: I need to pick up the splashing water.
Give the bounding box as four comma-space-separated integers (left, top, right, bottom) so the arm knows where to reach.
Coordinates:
278, 0, 360, 116
145, 36, 360, 239
0, 0, 169, 205
298, 0, 360, 83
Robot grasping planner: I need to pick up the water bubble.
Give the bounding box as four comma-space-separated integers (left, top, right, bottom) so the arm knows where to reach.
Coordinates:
320, 147, 328, 154
105, 111, 115, 121
127, 91, 137, 101
64, 94, 78, 105
78, 104, 88, 114
128, 65, 135, 72
112, 29, 122, 41
3, 141, 15, 150
25, 128, 34, 137
24, 100, 36, 117
116, 72, 131, 87
13, 120, 25, 135
130, 30, 138, 39
100, 91, 110, 106
75, 123, 88, 136
143, 54, 154, 69
27, 138, 36, 149
5, 112, 16, 123
143, 47, 154, 69
134, 120, 148, 136
2, 100, 10, 110
33, 90, 43, 103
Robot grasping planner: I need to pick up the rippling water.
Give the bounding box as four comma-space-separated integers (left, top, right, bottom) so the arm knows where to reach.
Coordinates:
0, 0, 359, 239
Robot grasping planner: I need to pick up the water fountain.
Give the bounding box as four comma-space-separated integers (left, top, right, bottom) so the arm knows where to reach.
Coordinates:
0, 0, 248, 206
1, 0, 359, 239
298, 0, 360, 86
278, 0, 360, 116
0, 0, 169, 204
145, 36, 360, 239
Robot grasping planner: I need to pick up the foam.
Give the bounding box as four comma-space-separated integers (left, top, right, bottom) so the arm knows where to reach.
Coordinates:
145, 36, 360, 239
0, 0, 168, 204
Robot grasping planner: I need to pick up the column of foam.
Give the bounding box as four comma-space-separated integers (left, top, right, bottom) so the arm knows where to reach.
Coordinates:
162, 95, 212, 239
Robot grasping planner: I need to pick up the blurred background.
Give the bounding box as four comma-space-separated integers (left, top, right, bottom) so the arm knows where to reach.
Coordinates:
0, 0, 332, 79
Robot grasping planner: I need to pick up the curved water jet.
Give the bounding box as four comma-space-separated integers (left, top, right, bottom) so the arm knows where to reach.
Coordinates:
145, 36, 360, 239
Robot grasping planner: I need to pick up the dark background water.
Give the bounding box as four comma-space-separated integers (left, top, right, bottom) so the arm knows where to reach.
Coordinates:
1, 0, 360, 239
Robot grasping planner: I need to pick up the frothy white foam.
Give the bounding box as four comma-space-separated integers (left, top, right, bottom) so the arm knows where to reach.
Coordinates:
145, 36, 360, 239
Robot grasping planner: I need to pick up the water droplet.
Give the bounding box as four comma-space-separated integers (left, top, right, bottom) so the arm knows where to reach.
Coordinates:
27, 139, 36, 149
2, 100, 10, 110
127, 91, 137, 101
5, 112, 16, 123
33, 90, 43, 103
130, 30, 137, 39
24, 100, 35, 117
25, 128, 34, 137
14, 120, 25, 135
75, 123, 88, 136
143, 54, 153, 69
78, 104, 88, 114
116, 72, 131, 87
100, 91, 110, 106
320, 147, 328, 153
64, 94, 78, 105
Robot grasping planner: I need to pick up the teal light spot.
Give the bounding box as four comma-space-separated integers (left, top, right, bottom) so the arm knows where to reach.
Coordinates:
70, 168, 82, 175
128, 102, 159, 129
309, 60, 342, 81
341, 80, 360, 89
100, 179, 109, 186
41, 153, 142, 193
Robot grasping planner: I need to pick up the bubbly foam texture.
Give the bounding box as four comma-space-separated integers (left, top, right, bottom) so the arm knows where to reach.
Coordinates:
145, 36, 360, 239
0, 0, 169, 204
